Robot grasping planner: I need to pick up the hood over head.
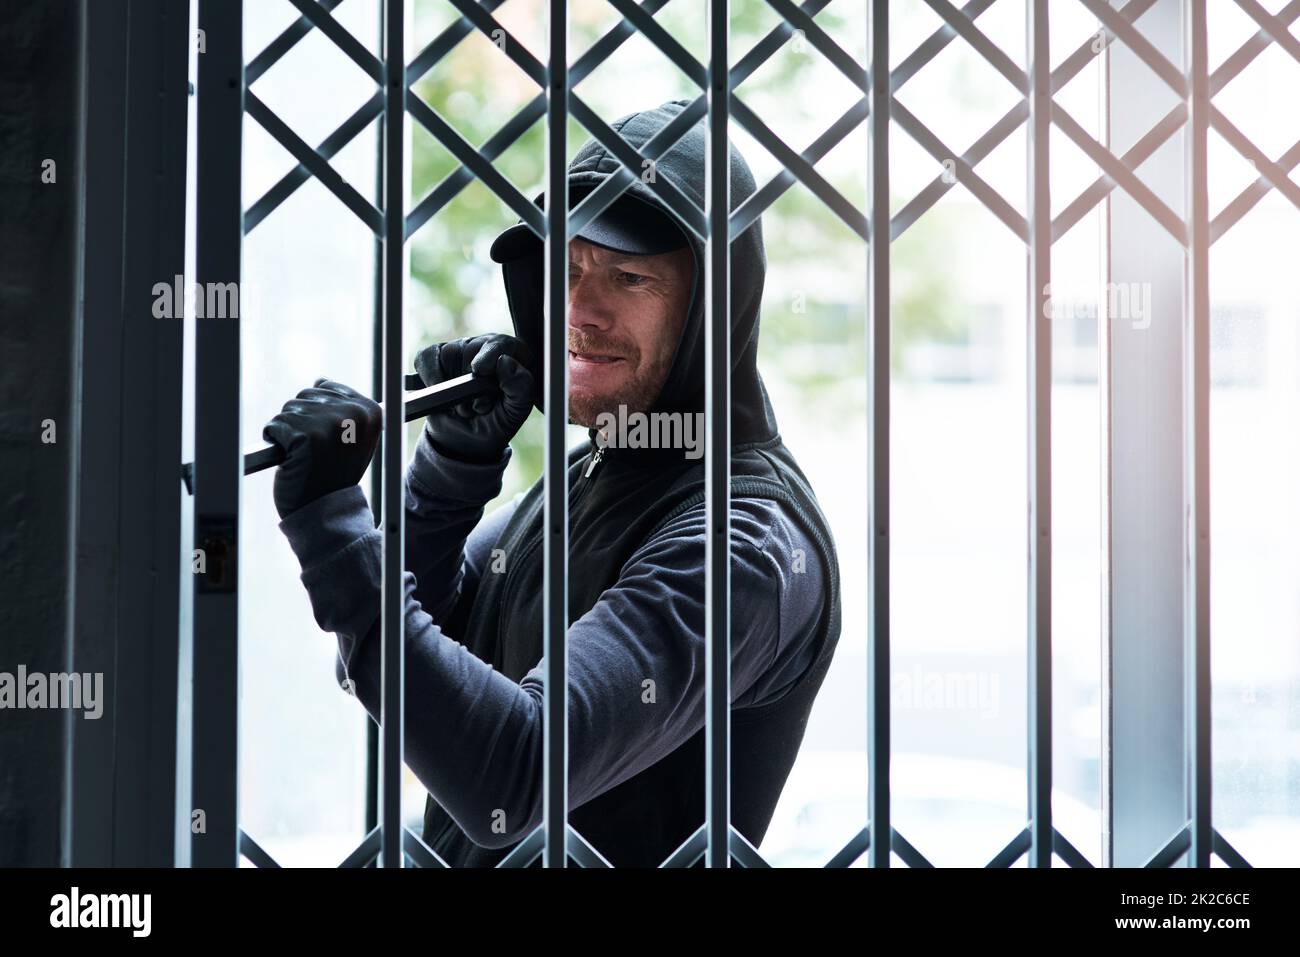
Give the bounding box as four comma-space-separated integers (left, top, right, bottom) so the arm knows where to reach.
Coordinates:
489, 98, 778, 446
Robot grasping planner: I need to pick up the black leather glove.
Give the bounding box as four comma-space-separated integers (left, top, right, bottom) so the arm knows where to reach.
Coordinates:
263, 378, 382, 520
406, 333, 535, 464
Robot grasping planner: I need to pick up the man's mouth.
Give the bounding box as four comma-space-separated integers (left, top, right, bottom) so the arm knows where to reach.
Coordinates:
569, 350, 625, 365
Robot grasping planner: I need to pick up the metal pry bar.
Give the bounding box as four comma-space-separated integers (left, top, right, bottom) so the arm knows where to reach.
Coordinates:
180, 372, 499, 494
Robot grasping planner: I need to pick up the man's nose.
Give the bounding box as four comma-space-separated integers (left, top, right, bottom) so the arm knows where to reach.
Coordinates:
568, 273, 614, 331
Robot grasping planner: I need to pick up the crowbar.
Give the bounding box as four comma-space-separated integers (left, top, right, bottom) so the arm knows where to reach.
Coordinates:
180, 372, 499, 494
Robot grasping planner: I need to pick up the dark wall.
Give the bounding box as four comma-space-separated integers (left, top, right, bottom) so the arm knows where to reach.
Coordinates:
0, 0, 82, 866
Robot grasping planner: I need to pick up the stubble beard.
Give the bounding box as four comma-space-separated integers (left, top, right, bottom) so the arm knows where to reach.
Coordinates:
567, 354, 672, 429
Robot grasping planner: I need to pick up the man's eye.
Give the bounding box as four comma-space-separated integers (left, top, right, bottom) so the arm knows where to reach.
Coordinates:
619, 272, 649, 286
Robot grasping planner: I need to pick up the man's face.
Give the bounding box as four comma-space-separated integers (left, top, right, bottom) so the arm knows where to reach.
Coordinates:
566, 237, 695, 428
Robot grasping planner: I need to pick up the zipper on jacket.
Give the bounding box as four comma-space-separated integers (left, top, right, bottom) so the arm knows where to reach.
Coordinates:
495, 443, 610, 651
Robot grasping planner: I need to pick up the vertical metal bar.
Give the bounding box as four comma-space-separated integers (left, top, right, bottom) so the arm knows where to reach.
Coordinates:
1103, 0, 1188, 867
192, 0, 243, 867
704, 0, 732, 870
1098, 12, 1114, 867
1026, 0, 1053, 868
366, 0, 386, 841
380, 0, 406, 869
865, 0, 891, 869
542, 0, 570, 869
69, 0, 127, 868
117, 0, 190, 866
1183, 0, 1212, 869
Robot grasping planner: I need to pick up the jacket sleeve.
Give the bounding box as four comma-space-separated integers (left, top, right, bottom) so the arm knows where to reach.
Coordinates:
280, 435, 519, 695
278, 483, 825, 850
403, 428, 513, 624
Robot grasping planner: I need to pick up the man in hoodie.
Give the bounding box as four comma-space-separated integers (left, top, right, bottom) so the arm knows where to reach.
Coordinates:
264, 99, 841, 868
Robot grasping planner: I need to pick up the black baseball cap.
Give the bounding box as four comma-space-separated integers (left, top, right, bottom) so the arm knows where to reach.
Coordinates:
489, 190, 688, 263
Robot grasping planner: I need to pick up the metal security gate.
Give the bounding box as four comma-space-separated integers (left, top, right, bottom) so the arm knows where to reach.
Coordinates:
181, 0, 1298, 868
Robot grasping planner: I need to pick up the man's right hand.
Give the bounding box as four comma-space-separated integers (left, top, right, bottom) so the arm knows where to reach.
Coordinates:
407, 333, 536, 464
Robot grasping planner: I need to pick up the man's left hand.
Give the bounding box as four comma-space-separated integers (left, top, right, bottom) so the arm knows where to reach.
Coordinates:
263, 378, 382, 520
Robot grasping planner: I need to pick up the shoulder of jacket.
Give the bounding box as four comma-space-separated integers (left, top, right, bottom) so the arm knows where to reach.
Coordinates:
647, 492, 817, 564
